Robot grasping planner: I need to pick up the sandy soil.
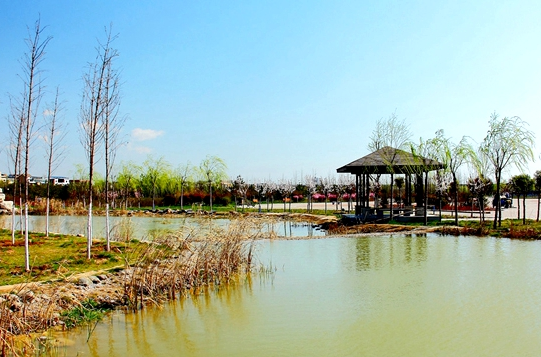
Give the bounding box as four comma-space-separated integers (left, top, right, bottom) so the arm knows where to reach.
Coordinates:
281, 199, 541, 221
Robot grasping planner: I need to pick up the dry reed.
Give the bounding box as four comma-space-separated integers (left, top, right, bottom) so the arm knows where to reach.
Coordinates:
0, 217, 266, 356
122, 217, 261, 310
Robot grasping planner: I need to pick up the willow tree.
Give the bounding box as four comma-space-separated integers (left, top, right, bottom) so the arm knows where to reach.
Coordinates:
116, 161, 140, 210
479, 113, 535, 228
79, 26, 119, 259
141, 156, 169, 210
410, 136, 441, 225
428, 130, 473, 226
198, 155, 227, 212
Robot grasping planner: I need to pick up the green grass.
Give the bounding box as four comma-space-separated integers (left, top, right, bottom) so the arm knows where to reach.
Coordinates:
0, 229, 142, 286
60, 298, 108, 329
386, 217, 541, 238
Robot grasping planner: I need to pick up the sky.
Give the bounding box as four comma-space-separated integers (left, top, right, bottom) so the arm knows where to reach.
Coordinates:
1, 0, 541, 183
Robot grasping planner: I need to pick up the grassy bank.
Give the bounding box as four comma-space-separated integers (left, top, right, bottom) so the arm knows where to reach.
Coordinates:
326, 217, 541, 239
0, 229, 132, 286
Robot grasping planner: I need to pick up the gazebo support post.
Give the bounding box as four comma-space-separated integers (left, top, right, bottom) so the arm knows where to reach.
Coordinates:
364, 173, 368, 208
416, 174, 424, 210
355, 174, 359, 208
390, 173, 394, 221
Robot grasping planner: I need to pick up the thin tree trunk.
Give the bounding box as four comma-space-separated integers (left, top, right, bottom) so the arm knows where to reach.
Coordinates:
453, 173, 459, 226
19, 197, 23, 235
494, 171, 501, 229
24, 203, 29, 271
106, 203, 110, 250
46, 197, 50, 237
11, 206, 15, 244
424, 172, 428, 226
209, 182, 213, 212
390, 173, 394, 221
517, 194, 520, 220
536, 192, 541, 222
180, 185, 184, 210
523, 195, 526, 225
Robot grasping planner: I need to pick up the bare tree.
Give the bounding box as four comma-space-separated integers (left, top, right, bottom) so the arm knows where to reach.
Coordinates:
368, 111, 412, 152
304, 174, 317, 212
479, 113, 535, 228
79, 26, 119, 259
467, 176, 492, 223
262, 180, 275, 211
7, 93, 25, 243
43, 87, 67, 237
319, 176, 334, 214
277, 179, 295, 212
254, 181, 265, 213
367, 111, 413, 215
171, 163, 191, 210
101, 30, 124, 251
8, 19, 52, 271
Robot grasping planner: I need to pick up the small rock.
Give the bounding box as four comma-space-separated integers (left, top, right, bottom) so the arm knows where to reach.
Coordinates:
20, 290, 35, 302
77, 277, 94, 287
89, 275, 101, 284
10, 300, 23, 312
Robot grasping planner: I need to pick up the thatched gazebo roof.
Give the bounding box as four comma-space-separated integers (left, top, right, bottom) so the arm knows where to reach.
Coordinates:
336, 146, 444, 175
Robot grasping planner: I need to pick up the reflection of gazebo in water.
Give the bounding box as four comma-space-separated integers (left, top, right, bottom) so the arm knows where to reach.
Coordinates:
336, 146, 445, 223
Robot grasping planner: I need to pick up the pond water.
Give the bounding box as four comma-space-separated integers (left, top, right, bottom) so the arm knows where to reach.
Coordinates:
0, 215, 325, 239
54, 234, 541, 356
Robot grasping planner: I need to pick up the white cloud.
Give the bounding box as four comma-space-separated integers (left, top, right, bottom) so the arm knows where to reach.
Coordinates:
131, 128, 164, 141
133, 145, 153, 154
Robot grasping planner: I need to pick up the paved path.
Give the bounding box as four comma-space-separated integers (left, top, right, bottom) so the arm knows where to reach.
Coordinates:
278, 199, 541, 221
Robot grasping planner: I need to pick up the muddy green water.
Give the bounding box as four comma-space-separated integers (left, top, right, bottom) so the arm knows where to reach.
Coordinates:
56, 234, 541, 356
0, 215, 325, 239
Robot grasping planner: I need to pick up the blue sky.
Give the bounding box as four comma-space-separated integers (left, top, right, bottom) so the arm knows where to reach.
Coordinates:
1, 0, 541, 182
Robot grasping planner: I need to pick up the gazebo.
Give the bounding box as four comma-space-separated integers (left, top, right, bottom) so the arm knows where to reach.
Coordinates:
336, 146, 445, 223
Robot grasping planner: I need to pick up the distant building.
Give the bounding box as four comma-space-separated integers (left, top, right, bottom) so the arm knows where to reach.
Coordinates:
30, 176, 46, 185
50, 176, 70, 186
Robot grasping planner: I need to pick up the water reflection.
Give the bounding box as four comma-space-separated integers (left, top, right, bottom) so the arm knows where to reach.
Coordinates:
354, 234, 428, 271
51, 235, 541, 356
0, 215, 325, 239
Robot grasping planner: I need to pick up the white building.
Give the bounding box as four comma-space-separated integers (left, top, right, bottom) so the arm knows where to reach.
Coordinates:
50, 176, 70, 186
